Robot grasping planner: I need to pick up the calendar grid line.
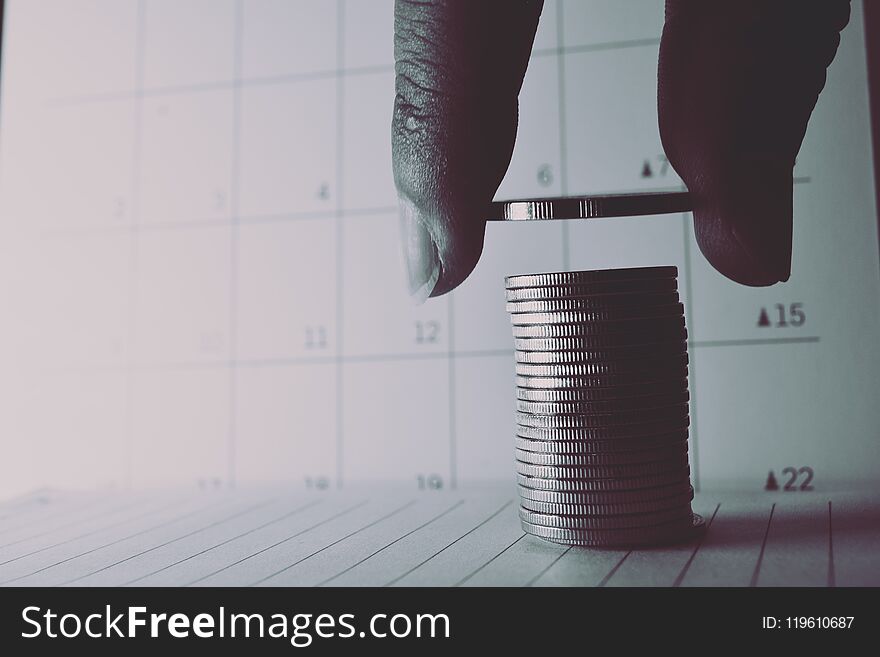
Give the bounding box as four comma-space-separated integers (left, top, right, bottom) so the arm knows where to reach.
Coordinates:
448, 295, 457, 489
556, 0, 571, 270
335, 0, 347, 489
227, 0, 245, 488
26, 178, 810, 240
37, 337, 822, 377
122, 0, 148, 490
681, 206, 700, 492
29, 177, 813, 240
19, 170, 813, 245
44, 36, 665, 109
46, 65, 391, 108
533, 36, 662, 59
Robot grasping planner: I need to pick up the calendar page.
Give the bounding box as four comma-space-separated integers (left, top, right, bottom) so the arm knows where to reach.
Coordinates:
0, 0, 877, 498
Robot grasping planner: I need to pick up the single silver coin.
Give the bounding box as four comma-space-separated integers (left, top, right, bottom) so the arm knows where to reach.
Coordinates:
514, 354, 689, 378
516, 467, 689, 492
505, 292, 680, 314
505, 266, 679, 288
508, 304, 685, 326
506, 278, 679, 301
511, 316, 686, 338
516, 390, 690, 415
518, 504, 694, 530
514, 329, 688, 352
515, 455, 689, 480
519, 486, 694, 516
515, 368, 689, 389
516, 405, 690, 430
514, 341, 687, 364
516, 380, 688, 402
517, 480, 693, 505
514, 434, 689, 454
493, 193, 691, 222
493, 194, 691, 222
516, 418, 690, 441
514, 443, 689, 466
520, 513, 705, 547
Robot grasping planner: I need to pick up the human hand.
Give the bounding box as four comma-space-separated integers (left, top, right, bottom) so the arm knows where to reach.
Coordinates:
391, 0, 851, 302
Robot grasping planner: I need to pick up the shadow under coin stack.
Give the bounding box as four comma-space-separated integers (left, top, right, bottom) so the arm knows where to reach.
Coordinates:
506, 266, 705, 547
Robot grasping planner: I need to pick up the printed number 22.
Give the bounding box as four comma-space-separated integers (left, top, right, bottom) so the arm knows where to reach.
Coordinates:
783, 466, 814, 491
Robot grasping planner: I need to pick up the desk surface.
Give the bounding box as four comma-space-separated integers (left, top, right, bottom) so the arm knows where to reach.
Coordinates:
1, 486, 877, 587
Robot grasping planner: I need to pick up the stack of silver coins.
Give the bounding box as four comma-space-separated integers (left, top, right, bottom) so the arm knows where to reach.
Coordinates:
506, 266, 704, 547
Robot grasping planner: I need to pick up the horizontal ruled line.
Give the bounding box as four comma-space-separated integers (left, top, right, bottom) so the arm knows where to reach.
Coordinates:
36, 336, 822, 376
691, 337, 820, 348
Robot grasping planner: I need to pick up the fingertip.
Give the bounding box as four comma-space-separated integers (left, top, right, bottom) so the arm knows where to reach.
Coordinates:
693, 211, 786, 287
691, 161, 793, 287
429, 232, 485, 298
397, 193, 486, 301
399, 196, 441, 304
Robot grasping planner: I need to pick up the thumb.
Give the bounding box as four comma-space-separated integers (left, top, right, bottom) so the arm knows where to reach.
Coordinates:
659, 0, 851, 285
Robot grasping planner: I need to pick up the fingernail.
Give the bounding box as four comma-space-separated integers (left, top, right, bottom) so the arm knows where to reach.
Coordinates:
398, 197, 440, 304
732, 227, 792, 284
729, 163, 793, 284
694, 159, 793, 286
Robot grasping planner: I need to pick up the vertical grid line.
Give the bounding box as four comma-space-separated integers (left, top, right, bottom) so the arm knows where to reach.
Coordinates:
124, 0, 148, 488
827, 500, 835, 587
227, 0, 244, 488
448, 296, 457, 488
681, 209, 700, 492
334, 0, 346, 488
555, 0, 570, 269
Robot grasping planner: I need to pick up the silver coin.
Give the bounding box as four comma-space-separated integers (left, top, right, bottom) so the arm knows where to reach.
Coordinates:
515, 434, 689, 454
515, 444, 689, 466
514, 329, 688, 352
505, 266, 679, 288
509, 304, 685, 326
517, 418, 690, 441
493, 193, 691, 222
515, 405, 690, 430
514, 354, 689, 378
505, 292, 680, 314
512, 316, 686, 338
520, 513, 705, 547
516, 368, 689, 389
516, 468, 689, 492
506, 279, 679, 301
518, 504, 694, 530
516, 391, 690, 415
515, 341, 687, 363
515, 455, 689, 480
517, 480, 694, 505
517, 380, 688, 402
519, 486, 694, 516
493, 194, 691, 222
